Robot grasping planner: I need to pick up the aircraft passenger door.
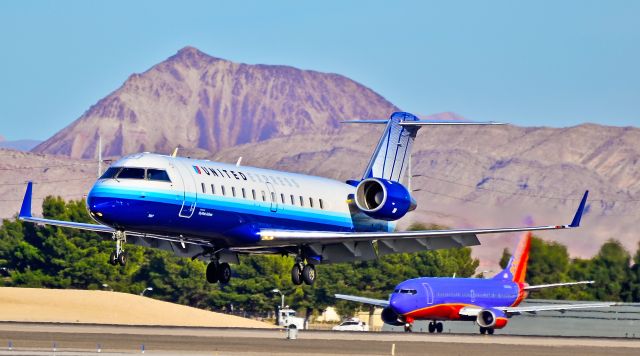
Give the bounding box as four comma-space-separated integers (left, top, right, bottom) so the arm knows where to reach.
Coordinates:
422, 283, 434, 305
265, 182, 278, 212
175, 161, 198, 218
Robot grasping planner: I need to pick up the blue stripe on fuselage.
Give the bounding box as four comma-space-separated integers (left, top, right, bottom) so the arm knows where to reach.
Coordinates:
87, 185, 355, 245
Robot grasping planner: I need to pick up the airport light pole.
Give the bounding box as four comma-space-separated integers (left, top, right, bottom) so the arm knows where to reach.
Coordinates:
140, 287, 153, 296
272, 289, 284, 309
101, 283, 113, 291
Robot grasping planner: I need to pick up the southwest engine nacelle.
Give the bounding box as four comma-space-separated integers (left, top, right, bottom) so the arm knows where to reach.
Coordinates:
476, 309, 508, 329
381, 307, 405, 326
355, 178, 416, 221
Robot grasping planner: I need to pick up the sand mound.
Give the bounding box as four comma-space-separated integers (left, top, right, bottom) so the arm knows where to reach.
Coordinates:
0, 287, 275, 328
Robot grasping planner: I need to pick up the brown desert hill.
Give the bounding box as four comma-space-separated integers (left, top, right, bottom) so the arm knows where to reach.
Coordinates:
0, 287, 274, 328
32, 46, 398, 159
0, 148, 96, 219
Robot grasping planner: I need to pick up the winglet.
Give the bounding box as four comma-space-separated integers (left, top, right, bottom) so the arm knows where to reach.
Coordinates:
569, 190, 589, 228
19, 181, 33, 218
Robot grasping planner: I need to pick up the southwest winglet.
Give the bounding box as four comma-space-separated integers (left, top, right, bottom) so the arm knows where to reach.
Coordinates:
569, 190, 589, 228
19, 181, 33, 218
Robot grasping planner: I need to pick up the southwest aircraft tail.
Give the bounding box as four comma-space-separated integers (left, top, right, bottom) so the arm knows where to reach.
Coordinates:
343, 112, 503, 184
495, 232, 532, 283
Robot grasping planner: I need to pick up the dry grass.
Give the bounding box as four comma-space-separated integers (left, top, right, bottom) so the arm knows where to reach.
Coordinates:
0, 287, 275, 328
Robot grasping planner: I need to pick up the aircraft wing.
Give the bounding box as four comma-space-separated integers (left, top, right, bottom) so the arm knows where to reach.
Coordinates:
502, 302, 618, 315
334, 294, 389, 307
18, 182, 114, 233
257, 191, 588, 263
524, 281, 594, 290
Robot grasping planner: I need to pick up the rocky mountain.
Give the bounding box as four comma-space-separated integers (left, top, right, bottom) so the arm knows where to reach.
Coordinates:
32, 46, 398, 159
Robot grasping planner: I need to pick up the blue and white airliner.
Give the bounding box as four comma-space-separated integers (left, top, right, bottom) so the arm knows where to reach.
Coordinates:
18, 112, 588, 285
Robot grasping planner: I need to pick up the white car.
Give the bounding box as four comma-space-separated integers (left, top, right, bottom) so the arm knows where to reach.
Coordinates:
332, 318, 369, 332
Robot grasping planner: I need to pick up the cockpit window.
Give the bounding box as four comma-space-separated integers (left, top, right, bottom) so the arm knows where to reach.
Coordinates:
398, 289, 417, 295
100, 167, 121, 179
117, 167, 145, 180
147, 169, 171, 182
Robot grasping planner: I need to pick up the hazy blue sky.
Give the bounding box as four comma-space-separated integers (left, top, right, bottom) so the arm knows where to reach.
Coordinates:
1, 0, 638, 140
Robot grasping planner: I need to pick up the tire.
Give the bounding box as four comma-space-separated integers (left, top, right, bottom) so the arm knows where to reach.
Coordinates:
288, 324, 297, 329
404, 324, 412, 333
217, 262, 231, 284
488, 328, 494, 335
291, 264, 303, 285
428, 322, 435, 333
206, 263, 218, 283
117, 251, 127, 266
302, 264, 316, 285
436, 322, 443, 333
109, 251, 117, 266
480, 327, 486, 335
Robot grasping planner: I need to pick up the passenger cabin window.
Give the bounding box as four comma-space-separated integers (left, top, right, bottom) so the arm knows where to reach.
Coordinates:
280, 193, 285, 204
319, 199, 324, 209
221, 186, 226, 196
309, 197, 314, 208
231, 187, 236, 197
211, 184, 216, 195
117, 167, 145, 179
100, 167, 121, 179
252, 189, 257, 200
290, 194, 295, 205
271, 192, 276, 202
242, 188, 246, 199
201, 183, 206, 193
261, 191, 266, 201
147, 169, 171, 182
299, 196, 304, 207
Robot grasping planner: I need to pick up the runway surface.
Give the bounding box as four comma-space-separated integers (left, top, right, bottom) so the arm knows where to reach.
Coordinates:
1, 322, 639, 355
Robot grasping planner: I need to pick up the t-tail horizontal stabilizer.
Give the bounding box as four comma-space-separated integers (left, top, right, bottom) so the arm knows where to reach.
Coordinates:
342, 112, 505, 183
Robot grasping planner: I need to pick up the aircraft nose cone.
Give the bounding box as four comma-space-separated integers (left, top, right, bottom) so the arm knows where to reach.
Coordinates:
390, 296, 404, 314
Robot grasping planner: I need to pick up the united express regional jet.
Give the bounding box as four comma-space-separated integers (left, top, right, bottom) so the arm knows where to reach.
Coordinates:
336, 232, 615, 334
18, 112, 589, 285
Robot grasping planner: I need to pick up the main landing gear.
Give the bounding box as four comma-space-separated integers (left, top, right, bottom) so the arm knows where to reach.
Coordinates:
428, 321, 444, 333
109, 231, 127, 266
404, 323, 413, 332
479, 326, 494, 335
291, 258, 316, 286
206, 261, 231, 284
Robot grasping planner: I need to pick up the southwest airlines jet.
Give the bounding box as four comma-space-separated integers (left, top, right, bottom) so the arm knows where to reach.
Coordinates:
18, 112, 588, 285
336, 232, 615, 334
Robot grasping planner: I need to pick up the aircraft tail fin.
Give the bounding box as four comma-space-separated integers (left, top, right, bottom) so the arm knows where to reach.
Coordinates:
494, 232, 531, 283
343, 112, 503, 183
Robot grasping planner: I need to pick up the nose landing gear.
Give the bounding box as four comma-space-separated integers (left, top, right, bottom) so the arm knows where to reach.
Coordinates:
109, 231, 127, 266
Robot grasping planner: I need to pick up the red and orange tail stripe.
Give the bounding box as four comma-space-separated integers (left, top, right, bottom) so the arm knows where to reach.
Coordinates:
510, 232, 532, 284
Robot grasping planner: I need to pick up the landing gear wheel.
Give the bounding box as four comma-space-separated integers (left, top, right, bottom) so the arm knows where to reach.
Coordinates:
291, 264, 303, 285
404, 323, 413, 332
479, 327, 487, 335
116, 251, 127, 266
206, 262, 218, 283
436, 322, 443, 333
302, 264, 316, 285
109, 251, 118, 266
217, 262, 231, 284
428, 322, 435, 333
487, 328, 494, 335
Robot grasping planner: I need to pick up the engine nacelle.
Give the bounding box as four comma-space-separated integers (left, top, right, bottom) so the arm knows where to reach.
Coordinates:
381, 307, 405, 326
355, 178, 416, 221
476, 308, 508, 329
